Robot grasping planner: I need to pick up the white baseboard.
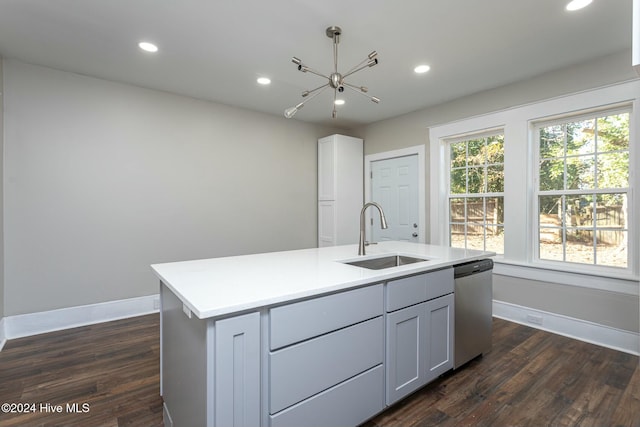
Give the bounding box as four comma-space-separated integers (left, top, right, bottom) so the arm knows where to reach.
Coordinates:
493, 300, 639, 356
2, 294, 160, 344
0, 317, 6, 351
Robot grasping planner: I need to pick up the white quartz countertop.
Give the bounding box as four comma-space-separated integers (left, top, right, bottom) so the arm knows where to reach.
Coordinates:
151, 241, 494, 319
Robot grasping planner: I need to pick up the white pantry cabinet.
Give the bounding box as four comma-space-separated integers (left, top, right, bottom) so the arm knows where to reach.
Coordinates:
318, 134, 363, 247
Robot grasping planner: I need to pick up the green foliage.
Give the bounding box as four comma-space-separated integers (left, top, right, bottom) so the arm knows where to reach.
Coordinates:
449, 135, 504, 195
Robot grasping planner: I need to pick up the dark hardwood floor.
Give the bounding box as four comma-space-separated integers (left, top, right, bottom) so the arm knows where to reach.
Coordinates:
0, 315, 163, 427
0, 314, 638, 427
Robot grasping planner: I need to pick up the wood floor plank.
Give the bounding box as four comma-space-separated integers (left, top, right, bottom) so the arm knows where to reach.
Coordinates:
0, 314, 637, 427
0, 314, 163, 427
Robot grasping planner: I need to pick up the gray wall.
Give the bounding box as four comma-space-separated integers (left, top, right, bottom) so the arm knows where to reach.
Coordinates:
356, 49, 640, 333
0, 58, 4, 319
3, 59, 339, 317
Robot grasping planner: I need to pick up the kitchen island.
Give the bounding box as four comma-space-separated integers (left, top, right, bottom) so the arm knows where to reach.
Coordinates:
151, 241, 494, 427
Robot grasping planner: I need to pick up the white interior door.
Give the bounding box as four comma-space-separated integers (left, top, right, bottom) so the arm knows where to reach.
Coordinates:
371, 155, 419, 242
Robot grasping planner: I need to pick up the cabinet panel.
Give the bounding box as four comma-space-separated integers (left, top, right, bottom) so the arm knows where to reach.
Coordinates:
318, 136, 336, 201
270, 316, 383, 414
270, 365, 384, 427
385, 303, 425, 405
318, 201, 335, 247
270, 284, 383, 350
215, 312, 261, 427
386, 268, 453, 312
424, 294, 454, 383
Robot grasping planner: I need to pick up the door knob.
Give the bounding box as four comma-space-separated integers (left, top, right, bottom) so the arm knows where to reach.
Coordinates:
413, 223, 418, 228
412, 232, 418, 237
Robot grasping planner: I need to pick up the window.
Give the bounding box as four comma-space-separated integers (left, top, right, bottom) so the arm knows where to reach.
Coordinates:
448, 133, 504, 254
535, 109, 630, 269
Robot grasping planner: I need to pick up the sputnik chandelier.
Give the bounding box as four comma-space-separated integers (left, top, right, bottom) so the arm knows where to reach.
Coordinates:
284, 26, 380, 119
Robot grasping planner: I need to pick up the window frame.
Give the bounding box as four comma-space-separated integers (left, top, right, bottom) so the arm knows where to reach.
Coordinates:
429, 80, 639, 295
445, 130, 505, 254
532, 107, 632, 273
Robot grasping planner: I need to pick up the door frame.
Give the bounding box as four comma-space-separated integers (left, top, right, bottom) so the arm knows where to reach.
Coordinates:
364, 145, 426, 243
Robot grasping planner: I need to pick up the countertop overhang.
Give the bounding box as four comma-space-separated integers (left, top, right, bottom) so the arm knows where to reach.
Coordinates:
151, 241, 495, 319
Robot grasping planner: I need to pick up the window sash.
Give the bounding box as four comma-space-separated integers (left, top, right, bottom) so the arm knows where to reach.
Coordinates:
533, 109, 630, 270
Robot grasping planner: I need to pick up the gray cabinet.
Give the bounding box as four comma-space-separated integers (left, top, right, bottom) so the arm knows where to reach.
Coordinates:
424, 293, 454, 384
384, 269, 454, 405
161, 285, 261, 427
269, 285, 385, 427
161, 266, 457, 427
386, 302, 425, 403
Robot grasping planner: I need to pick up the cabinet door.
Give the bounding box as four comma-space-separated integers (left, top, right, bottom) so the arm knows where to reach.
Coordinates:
318, 136, 336, 201
318, 201, 336, 247
385, 303, 426, 405
424, 294, 454, 384
214, 312, 261, 427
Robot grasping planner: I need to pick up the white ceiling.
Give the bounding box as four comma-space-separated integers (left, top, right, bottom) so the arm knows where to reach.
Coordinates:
0, 0, 632, 129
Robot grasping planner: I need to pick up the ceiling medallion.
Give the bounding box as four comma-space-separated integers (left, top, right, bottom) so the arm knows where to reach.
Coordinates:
284, 26, 380, 119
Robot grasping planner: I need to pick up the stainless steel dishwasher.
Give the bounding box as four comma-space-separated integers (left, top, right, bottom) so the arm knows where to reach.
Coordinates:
454, 259, 493, 368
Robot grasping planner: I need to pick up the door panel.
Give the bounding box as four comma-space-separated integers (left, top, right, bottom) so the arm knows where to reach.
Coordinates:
371, 155, 419, 242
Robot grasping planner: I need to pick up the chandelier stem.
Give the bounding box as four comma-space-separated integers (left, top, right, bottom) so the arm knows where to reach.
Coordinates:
333, 33, 338, 74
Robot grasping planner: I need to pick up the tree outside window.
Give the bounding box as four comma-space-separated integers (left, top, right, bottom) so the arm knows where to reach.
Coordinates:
537, 111, 629, 268
448, 133, 504, 254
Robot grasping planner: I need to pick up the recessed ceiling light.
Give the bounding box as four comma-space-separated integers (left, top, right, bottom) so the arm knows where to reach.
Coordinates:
566, 0, 593, 11
334, 99, 345, 105
414, 64, 431, 74
138, 41, 158, 53
257, 77, 271, 85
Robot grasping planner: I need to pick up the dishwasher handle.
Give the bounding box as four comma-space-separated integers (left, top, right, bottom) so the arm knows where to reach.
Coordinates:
454, 259, 493, 278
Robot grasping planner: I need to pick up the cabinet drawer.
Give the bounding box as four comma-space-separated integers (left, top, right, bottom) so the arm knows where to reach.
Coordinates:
269, 316, 383, 414
270, 284, 383, 350
270, 365, 384, 427
386, 268, 453, 312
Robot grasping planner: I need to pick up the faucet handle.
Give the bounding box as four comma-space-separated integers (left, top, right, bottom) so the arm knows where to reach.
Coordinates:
364, 241, 377, 246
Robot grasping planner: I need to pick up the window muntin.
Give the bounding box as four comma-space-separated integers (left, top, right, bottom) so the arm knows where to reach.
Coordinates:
536, 111, 630, 269
448, 134, 504, 254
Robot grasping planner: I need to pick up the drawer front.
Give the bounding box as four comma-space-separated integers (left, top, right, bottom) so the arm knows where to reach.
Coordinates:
269, 316, 383, 414
270, 284, 383, 350
270, 365, 384, 427
386, 268, 454, 312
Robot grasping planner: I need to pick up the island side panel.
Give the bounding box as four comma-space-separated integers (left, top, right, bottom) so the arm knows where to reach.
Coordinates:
161, 283, 209, 427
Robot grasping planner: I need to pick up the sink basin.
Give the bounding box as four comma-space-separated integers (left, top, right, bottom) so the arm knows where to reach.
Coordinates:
344, 255, 429, 270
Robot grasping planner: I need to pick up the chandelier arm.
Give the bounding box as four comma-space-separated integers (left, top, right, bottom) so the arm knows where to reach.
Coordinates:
343, 58, 370, 77
343, 84, 380, 103
301, 66, 331, 80
303, 83, 330, 97
342, 61, 376, 80
299, 84, 330, 106
342, 82, 367, 93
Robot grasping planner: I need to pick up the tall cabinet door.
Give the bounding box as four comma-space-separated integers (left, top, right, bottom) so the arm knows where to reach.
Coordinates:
318, 136, 336, 201
385, 303, 426, 405
317, 134, 363, 246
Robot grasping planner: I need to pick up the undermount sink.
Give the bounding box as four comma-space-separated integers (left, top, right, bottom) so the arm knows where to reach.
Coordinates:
343, 255, 429, 270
